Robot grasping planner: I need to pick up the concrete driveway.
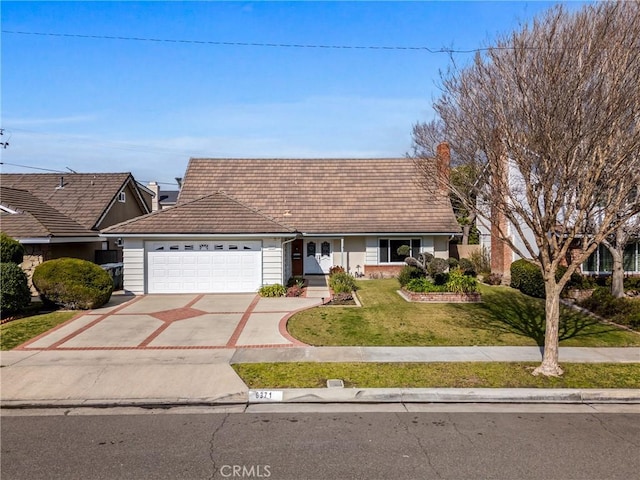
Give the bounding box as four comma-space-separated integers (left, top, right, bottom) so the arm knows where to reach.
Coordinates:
17, 294, 323, 351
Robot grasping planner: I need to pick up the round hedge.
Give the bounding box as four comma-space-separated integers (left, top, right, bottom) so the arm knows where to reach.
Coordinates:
1, 233, 25, 264
510, 259, 545, 298
32, 258, 113, 309
0, 262, 31, 316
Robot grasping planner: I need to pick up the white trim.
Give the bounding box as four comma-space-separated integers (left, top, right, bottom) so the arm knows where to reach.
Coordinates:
300, 232, 457, 237
101, 233, 297, 239
18, 237, 102, 244
118, 191, 126, 203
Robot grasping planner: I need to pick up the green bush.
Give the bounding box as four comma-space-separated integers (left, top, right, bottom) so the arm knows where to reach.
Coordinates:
32, 258, 113, 309
427, 258, 449, 277
445, 268, 479, 293
510, 259, 545, 298
329, 272, 357, 294
405, 278, 448, 293
0, 262, 32, 316
579, 287, 640, 330
1, 233, 24, 264
286, 276, 305, 288
258, 284, 287, 297
448, 257, 459, 269
458, 258, 477, 277
625, 277, 640, 290
397, 265, 425, 288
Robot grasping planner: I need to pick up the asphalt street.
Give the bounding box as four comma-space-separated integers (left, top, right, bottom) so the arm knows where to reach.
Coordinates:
2, 406, 639, 480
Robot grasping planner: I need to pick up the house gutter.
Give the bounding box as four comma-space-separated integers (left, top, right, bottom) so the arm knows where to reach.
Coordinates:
100, 233, 298, 239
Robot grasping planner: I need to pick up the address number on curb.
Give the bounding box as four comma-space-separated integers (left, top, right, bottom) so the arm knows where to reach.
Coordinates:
249, 390, 284, 402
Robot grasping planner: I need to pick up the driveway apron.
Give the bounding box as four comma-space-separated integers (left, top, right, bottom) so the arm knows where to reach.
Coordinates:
17, 294, 320, 351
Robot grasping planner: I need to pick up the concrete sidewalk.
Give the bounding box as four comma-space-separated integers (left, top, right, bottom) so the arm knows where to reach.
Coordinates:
1, 346, 639, 408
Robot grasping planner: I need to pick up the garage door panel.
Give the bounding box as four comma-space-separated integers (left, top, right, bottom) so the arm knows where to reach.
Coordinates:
147, 242, 262, 294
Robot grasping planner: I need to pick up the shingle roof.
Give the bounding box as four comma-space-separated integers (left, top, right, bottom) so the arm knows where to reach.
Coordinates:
103, 192, 296, 235
0, 186, 96, 238
0, 173, 135, 229
175, 158, 460, 234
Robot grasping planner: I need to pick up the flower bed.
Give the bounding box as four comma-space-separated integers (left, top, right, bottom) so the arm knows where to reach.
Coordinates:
399, 289, 482, 303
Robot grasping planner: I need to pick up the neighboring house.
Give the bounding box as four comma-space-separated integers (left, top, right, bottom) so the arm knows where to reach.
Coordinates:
0, 173, 152, 285
147, 182, 179, 211
476, 159, 640, 279
102, 153, 460, 294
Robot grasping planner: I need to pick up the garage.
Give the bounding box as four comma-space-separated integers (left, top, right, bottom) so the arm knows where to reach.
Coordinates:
146, 240, 262, 294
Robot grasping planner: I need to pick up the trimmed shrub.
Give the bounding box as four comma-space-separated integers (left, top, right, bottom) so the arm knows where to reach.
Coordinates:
397, 265, 425, 288
32, 258, 113, 309
0, 262, 31, 316
448, 257, 459, 269
510, 259, 545, 298
458, 258, 477, 277
329, 272, 357, 294
445, 268, 479, 293
259, 284, 287, 297
427, 258, 449, 277
1, 233, 24, 264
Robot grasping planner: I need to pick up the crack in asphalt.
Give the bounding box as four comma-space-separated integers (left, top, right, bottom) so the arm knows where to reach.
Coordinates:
208, 412, 230, 480
448, 413, 475, 446
589, 413, 640, 448
395, 413, 443, 480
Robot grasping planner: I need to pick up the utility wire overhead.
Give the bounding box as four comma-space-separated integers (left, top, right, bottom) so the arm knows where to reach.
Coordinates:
2, 29, 497, 54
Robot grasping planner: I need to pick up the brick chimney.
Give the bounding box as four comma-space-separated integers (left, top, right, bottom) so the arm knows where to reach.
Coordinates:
436, 142, 451, 193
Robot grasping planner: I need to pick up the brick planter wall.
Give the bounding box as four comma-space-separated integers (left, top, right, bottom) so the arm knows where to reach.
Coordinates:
401, 289, 482, 303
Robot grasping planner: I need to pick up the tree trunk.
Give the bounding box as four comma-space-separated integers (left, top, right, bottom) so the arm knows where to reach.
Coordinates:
610, 226, 627, 299
532, 278, 564, 377
461, 224, 471, 245
611, 249, 625, 298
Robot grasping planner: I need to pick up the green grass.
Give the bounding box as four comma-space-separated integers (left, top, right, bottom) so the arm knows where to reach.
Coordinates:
0, 311, 77, 350
287, 279, 640, 347
233, 362, 640, 389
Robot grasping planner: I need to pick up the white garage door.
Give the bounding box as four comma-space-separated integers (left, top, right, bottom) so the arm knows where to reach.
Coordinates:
147, 241, 262, 293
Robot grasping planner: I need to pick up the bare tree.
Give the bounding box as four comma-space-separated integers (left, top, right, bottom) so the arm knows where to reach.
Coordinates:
411, 121, 480, 245
428, 2, 640, 376
603, 213, 640, 298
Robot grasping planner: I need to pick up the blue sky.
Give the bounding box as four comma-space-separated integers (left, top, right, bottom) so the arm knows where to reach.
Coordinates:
1, 1, 585, 187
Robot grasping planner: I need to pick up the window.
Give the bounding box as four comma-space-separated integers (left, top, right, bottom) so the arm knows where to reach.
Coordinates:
118, 191, 126, 203
379, 238, 421, 263
583, 243, 639, 273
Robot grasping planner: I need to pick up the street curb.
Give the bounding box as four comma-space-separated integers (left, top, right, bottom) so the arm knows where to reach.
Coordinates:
2, 388, 639, 409
248, 388, 640, 404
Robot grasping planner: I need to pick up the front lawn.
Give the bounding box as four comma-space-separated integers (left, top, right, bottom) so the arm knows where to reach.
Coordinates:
233, 362, 640, 389
287, 279, 640, 347
0, 311, 77, 350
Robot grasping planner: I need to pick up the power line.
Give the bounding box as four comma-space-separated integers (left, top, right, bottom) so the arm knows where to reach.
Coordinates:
0, 161, 66, 173
2, 29, 491, 54
0, 161, 179, 186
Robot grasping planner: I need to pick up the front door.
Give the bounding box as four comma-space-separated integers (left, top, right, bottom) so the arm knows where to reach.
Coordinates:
304, 239, 332, 274
291, 239, 303, 276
